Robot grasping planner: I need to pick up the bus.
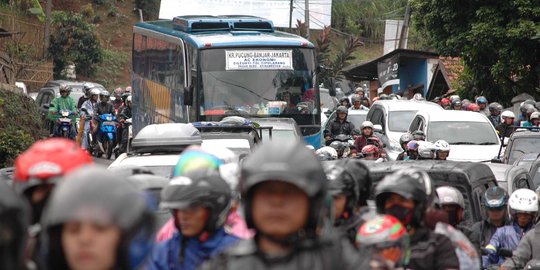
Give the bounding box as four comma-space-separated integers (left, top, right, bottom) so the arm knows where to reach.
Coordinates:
132, 15, 321, 148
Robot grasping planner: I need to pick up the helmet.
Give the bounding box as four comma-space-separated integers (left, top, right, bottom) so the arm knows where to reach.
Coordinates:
336, 105, 348, 114
434, 140, 450, 152
126, 95, 132, 103
172, 146, 224, 177
441, 98, 450, 106
59, 85, 71, 93
13, 138, 93, 195
407, 140, 419, 151
433, 97, 441, 103
0, 180, 28, 270
468, 103, 480, 112
329, 141, 347, 157
161, 169, 231, 233
452, 99, 462, 108
483, 186, 508, 208
100, 90, 110, 97
240, 141, 327, 233
82, 82, 94, 93
476, 96, 488, 104
125, 86, 132, 93
375, 169, 431, 228
412, 93, 425, 101
417, 141, 436, 159
114, 87, 123, 95
527, 106, 538, 115
367, 136, 382, 149
501, 110, 516, 119
361, 144, 380, 159
316, 146, 338, 161
412, 130, 425, 141
436, 186, 465, 209
355, 215, 410, 267
42, 167, 155, 270
399, 133, 414, 150
351, 95, 362, 103
488, 102, 503, 113
535, 102, 540, 111
521, 103, 535, 114
508, 188, 538, 215
531, 112, 540, 121
361, 121, 374, 130
89, 88, 101, 96
324, 160, 361, 223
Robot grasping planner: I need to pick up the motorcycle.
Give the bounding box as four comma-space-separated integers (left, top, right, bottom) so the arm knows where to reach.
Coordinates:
93, 114, 118, 159
56, 109, 75, 139
113, 117, 132, 157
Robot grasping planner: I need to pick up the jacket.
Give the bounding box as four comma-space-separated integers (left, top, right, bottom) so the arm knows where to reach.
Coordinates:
468, 218, 510, 253
483, 221, 534, 267
48, 96, 77, 121
501, 223, 540, 269
149, 228, 240, 270
496, 123, 516, 138
96, 101, 114, 116
324, 119, 355, 138
198, 234, 371, 270
408, 227, 460, 270
80, 100, 97, 119
488, 115, 502, 128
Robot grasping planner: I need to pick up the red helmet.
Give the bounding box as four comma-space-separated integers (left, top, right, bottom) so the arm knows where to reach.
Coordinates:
13, 138, 93, 195
468, 103, 480, 112
362, 144, 380, 159
441, 98, 450, 106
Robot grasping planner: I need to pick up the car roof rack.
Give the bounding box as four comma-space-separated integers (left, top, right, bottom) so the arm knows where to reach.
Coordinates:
192, 116, 273, 141
172, 15, 274, 33
131, 123, 202, 154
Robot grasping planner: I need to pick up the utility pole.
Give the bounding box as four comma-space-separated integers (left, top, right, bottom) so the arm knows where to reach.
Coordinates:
289, 0, 293, 30
305, 0, 310, 38
398, 5, 410, 49
44, 0, 52, 56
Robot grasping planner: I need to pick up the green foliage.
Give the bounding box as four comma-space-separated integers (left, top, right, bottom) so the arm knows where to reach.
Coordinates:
93, 0, 107, 4
48, 11, 103, 79
80, 3, 95, 19
94, 48, 128, 89
0, 87, 42, 167
411, 0, 540, 104
107, 5, 117, 17
133, 0, 159, 20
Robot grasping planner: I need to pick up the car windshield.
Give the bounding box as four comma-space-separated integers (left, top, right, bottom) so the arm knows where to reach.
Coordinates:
508, 138, 540, 164
348, 113, 367, 127
388, 111, 417, 132
199, 48, 318, 127
428, 121, 499, 145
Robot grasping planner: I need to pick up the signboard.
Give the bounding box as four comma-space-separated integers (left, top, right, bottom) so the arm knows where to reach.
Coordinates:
226, 50, 293, 70
377, 55, 399, 88
159, 0, 332, 30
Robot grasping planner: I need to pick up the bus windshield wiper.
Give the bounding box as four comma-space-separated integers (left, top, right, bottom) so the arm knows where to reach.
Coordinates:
451, 142, 476, 145
478, 142, 497, 145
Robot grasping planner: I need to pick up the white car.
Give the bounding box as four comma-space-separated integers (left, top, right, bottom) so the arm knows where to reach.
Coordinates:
366, 100, 444, 160
409, 110, 501, 162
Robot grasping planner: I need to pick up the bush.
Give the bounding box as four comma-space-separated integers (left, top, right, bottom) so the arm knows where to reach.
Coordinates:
80, 3, 95, 19
0, 87, 42, 167
94, 48, 129, 89
93, 0, 107, 4
107, 5, 117, 17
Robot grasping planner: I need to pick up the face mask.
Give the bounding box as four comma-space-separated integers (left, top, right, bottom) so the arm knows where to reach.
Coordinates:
385, 205, 414, 226
446, 209, 459, 227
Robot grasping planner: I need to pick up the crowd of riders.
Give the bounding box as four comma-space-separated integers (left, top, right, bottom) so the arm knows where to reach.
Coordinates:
47, 83, 133, 155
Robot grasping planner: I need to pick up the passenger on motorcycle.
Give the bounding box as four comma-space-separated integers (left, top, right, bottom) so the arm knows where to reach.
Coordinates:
476, 96, 489, 116
353, 120, 375, 154
361, 144, 384, 162
48, 85, 78, 139
488, 102, 503, 127
417, 141, 436, 160
484, 188, 538, 268
397, 133, 414, 160
199, 141, 371, 270
80, 88, 100, 150
323, 106, 355, 145
469, 187, 510, 254
149, 169, 240, 270
374, 169, 460, 270
530, 112, 540, 127
434, 140, 451, 160
329, 140, 350, 159
77, 82, 94, 109
441, 98, 451, 110
496, 111, 517, 138
0, 180, 29, 270
451, 99, 462, 110
355, 215, 410, 270
113, 87, 124, 111
436, 186, 466, 229
42, 167, 155, 270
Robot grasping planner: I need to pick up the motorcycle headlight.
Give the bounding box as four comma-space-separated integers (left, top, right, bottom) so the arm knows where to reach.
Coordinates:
106, 116, 113, 121
62, 111, 69, 117
390, 139, 403, 152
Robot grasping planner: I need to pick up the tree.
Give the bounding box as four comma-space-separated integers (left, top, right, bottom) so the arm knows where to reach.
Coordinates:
48, 11, 103, 78
410, 0, 540, 104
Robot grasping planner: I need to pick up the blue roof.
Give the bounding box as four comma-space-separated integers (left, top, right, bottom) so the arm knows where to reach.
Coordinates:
134, 20, 314, 49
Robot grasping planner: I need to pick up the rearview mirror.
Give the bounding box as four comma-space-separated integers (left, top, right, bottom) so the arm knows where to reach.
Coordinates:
373, 124, 383, 134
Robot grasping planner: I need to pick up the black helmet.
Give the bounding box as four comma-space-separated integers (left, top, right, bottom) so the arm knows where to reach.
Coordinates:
336, 105, 348, 114
160, 169, 231, 233
325, 159, 371, 207
399, 133, 414, 150
412, 130, 425, 141
324, 161, 359, 224
240, 141, 327, 233
0, 181, 28, 270
351, 94, 362, 103
488, 102, 503, 113
42, 167, 155, 270
452, 99, 462, 107
483, 186, 508, 209
375, 169, 431, 228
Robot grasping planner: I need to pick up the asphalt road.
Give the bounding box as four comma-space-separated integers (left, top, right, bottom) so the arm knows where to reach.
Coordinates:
93, 156, 114, 167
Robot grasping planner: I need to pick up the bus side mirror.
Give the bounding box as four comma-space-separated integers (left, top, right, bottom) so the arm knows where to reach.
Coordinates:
184, 85, 193, 106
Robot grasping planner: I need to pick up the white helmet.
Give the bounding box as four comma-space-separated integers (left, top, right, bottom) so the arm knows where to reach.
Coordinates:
436, 186, 465, 209
315, 146, 338, 160
501, 111, 516, 119
508, 189, 538, 214
361, 121, 374, 130
126, 95, 132, 103
434, 140, 450, 152
531, 112, 540, 121
418, 141, 436, 159
89, 88, 101, 96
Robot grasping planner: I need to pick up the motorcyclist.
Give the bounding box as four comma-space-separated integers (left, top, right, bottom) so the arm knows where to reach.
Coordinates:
340, 96, 351, 108
77, 82, 94, 109
324, 106, 355, 145
355, 215, 410, 270
405, 140, 419, 160
496, 111, 517, 138
12, 138, 93, 268
468, 103, 480, 112
520, 106, 538, 127
469, 187, 510, 254
434, 140, 451, 160
488, 102, 503, 127
361, 144, 383, 162
350, 94, 368, 110
80, 88, 100, 151
476, 96, 489, 116
149, 169, 240, 270
397, 133, 414, 160
412, 130, 426, 141
436, 186, 466, 229
0, 180, 29, 270
353, 120, 375, 154
48, 85, 77, 139
199, 141, 371, 270
441, 98, 451, 109
96, 90, 115, 116
374, 169, 460, 270
484, 188, 538, 268
530, 112, 540, 127
41, 167, 155, 270
112, 87, 124, 111
518, 100, 536, 125
117, 95, 132, 154
451, 99, 462, 110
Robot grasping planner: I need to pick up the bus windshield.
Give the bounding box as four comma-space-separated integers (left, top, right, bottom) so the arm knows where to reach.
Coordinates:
199, 48, 318, 126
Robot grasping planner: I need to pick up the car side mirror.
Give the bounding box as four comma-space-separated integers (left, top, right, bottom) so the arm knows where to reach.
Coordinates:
373, 124, 383, 134
491, 158, 503, 164
183, 85, 193, 106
